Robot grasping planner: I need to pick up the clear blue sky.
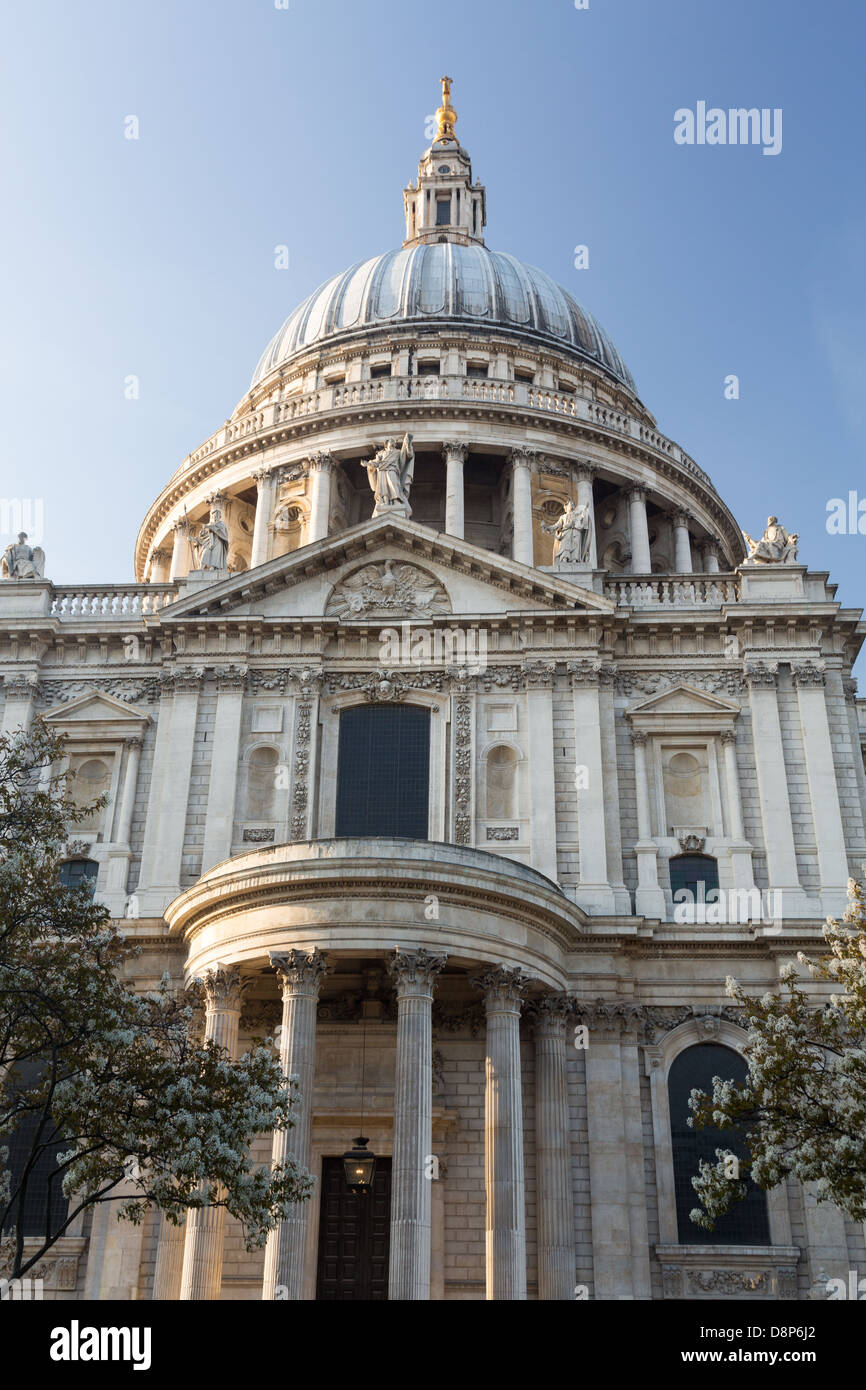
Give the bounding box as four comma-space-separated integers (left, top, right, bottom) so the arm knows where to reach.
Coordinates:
1, 0, 864, 658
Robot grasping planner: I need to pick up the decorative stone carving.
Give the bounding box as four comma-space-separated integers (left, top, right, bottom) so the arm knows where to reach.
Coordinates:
743, 516, 799, 565
432, 1000, 485, 1036
364, 433, 415, 518
3, 673, 42, 700
325, 560, 450, 620
521, 660, 556, 689
270, 948, 330, 994
198, 964, 247, 1012
387, 946, 447, 993
567, 659, 603, 688
486, 826, 518, 841
791, 661, 826, 688
39, 678, 161, 706
242, 827, 275, 842
616, 669, 746, 698
290, 691, 314, 840
239, 998, 281, 1033
214, 664, 248, 690
745, 662, 778, 689
674, 827, 708, 853
542, 499, 592, 565
453, 686, 473, 844
473, 964, 528, 1008
1, 532, 45, 579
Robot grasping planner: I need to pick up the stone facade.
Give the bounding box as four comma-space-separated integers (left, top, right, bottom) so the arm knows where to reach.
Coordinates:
3, 88, 866, 1301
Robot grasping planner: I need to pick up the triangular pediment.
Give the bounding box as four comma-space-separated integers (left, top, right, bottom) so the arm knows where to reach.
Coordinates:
158, 517, 615, 623
42, 690, 150, 730
626, 682, 741, 718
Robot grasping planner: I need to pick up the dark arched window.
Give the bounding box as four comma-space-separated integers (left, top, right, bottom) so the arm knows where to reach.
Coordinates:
335, 704, 430, 839
58, 858, 99, 892
1, 1063, 69, 1240
668, 1043, 770, 1245
669, 854, 719, 902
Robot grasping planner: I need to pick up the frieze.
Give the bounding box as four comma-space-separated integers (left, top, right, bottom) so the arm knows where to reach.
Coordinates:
242, 827, 275, 843
615, 669, 746, 698
38, 677, 161, 706
325, 560, 451, 621
486, 826, 518, 841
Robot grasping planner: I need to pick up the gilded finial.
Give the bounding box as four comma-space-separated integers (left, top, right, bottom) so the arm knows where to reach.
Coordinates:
435, 74, 457, 141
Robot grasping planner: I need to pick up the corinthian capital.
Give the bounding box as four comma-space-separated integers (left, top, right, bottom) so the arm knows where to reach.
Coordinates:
745, 662, 778, 690
442, 441, 469, 465
198, 964, 248, 1013
387, 947, 448, 996
270, 948, 331, 997
474, 964, 528, 1012
528, 992, 573, 1037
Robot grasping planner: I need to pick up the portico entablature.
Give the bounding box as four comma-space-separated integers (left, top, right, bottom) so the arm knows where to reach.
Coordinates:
164, 838, 585, 988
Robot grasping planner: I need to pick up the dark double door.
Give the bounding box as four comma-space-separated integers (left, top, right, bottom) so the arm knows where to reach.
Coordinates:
315, 1157, 392, 1300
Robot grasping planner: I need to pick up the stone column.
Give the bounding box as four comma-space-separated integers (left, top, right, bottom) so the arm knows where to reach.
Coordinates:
477, 965, 527, 1301
149, 548, 171, 583
702, 540, 720, 574
152, 1214, 186, 1299
116, 736, 141, 846
179, 965, 246, 1301
250, 467, 278, 569
201, 667, 247, 871
102, 734, 144, 911
443, 441, 468, 539
628, 487, 652, 573
262, 949, 329, 1300
842, 678, 866, 844
510, 448, 535, 566
631, 730, 666, 917
568, 660, 616, 913
746, 663, 809, 915
1, 674, 40, 734
523, 662, 558, 883
575, 461, 598, 568
387, 947, 447, 1301
671, 510, 693, 573
307, 452, 335, 544
169, 519, 193, 580
793, 663, 850, 915
720, 729, 758, 892
532, 996, 575, 1301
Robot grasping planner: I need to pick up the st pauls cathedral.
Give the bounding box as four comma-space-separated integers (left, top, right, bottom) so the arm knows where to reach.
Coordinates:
3, 80, 865, 1301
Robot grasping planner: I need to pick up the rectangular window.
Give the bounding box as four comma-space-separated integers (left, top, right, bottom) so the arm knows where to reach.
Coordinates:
417, 361, 440, 377
466, 364, 488, 379
514, 369, 534, 384
370, 364, 392, 379
435, 199, 450, 226
335, 705, 431, 839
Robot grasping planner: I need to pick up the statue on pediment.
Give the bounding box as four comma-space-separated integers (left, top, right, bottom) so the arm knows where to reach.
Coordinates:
742, 516, 798, 565
2, 532, 45, 579
541, 499, 592, 565
365, 434, 415, 518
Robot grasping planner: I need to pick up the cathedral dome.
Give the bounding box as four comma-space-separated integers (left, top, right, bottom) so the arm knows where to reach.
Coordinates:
250, 243, 636, 394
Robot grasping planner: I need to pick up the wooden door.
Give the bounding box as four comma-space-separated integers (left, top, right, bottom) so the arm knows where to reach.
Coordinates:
315, 1156, 392, 1300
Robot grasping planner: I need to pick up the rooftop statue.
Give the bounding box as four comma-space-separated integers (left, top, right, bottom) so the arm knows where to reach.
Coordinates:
742, 516, 799, 565
1, 531, 45, 579
542, 499, 593, 566
365, 434, 415, 519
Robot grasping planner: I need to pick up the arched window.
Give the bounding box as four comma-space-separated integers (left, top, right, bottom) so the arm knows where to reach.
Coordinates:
335, 704, 430, 839
486, 745, 518, 820
669, 854, 719, 903
245, 746, 280, 821
1, 1062, 69, 1240
668, 1043, 770, 1245
58, 858, 99, 892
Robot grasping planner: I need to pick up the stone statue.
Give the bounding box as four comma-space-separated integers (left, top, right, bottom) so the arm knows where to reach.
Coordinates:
742, 516, 799, 565
365, 434, 415, 518
194, 507, 229, 572
1, 532, 45, 579
541, 499, 593, 566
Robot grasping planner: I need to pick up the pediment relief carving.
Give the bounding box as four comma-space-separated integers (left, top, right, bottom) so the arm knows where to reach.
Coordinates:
325, 561, 451, 620
626, 681, 742, 720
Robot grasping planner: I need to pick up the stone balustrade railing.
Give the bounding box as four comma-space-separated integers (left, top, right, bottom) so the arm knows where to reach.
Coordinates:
50, 584, 179, 619
165, 376, 715, 492
604, 574, 740, 607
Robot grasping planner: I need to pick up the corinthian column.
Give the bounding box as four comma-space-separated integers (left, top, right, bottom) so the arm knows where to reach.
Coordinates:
179, 965, 246, 1301
575, 461, 598, 567
307, 452, 336, 544
510, 448, 535, 566
261, 949, 329, 1300
476, 965, 527, 1300
531, 995, 575, 1300
443, 441, 468, 539
628, 487, 651, 573
671, 510, 693, 573
387, 947, 447, 1301
250, 466, 277, 569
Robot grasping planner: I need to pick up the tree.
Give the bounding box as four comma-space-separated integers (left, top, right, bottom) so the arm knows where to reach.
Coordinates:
689, 879, 866, 1231
0, 723, 311, 1280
